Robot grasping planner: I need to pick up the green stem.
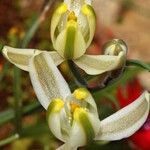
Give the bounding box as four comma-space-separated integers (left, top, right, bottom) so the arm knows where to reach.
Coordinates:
67, 60, 107, 91
126, 59, 150, 71
21, 0, 55, 48
101, 92, 120, 110
67, 60, 88, 87
11, 0, 53, 134
21, 19, 41, 48
0, 134, 19, 147
13, 67, 22, 133
0, 0, 54, 146
0, 43, 4, 52
0, 63, 9, 83
67, 59, 150, 92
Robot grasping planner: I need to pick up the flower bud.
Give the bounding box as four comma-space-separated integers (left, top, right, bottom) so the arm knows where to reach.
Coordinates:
102, 39, 127, 85
50, 1, 96, 59
103, 39, 127, 56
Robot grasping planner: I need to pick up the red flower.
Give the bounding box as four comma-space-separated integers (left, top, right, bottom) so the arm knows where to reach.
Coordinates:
116, 79, 150, 150
117, 79, 142, 108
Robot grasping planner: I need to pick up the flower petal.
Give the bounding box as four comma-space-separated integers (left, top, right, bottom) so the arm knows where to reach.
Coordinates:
29, 52, 71, 109
74, 51, 126, 75
51, 2, 95, 59
2, 46, 40, 71
47, 99, 68, 142
64, 0, 92, 15
54, 19, 86, 59
68, 121, 87, 149
47, 111, 66, 142
2, 46, 64, 71
85, 90, 99, 117
64, 108, 100, 150
50, 3, 68, 50
56, 144, 77, 150
80, 4, 96, 48
95, 91, 150, 141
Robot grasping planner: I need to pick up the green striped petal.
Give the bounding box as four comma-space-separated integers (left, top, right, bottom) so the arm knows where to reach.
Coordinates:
2, 46, 64, 71
51, 2, 96, 59
56, 109, 96, 150
2, 46, 41, 71
47, 99, 68, 142
95, 91, 150, 141
80, 4, 96, 48
64, 108, 100, 149
47, 111, 66, 142
51, 3, 68, 48
73, 108, 95, 144
84, 90, 99, 117
74, 51, 126, 75
28, 52, 71, 109
54, 20, 86, 59
72, 88, 98, 117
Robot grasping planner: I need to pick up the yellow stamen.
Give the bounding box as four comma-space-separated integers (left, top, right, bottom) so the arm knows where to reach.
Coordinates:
73, 88, 88, 100
67, 19, 77, 28
70, 102, 80, 113
73, 107, 86, 121
57, 3, 68, 14
52, 98, 64, 112
81, 4, 90, 15
68, 11, 77, 21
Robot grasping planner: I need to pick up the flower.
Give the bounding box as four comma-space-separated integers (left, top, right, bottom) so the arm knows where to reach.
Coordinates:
117, 79, 142, 108
131, 115, 150, 150
117, 79, 150, 150
1, 0, 150, 149
2, 0, 127, 76
28, 51, 149, 150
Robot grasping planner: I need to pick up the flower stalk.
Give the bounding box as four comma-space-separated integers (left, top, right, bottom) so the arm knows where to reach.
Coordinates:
13, 67, 22, 133
126, 59, 150, 72
0, 134, 19, 147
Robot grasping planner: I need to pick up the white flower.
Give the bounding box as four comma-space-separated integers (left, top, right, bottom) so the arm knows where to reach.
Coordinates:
2, 0, 127, 76
28, 51, 149, 150
2, 1, 150, 150
51, 0, 95, 59
2, 38, 127, 76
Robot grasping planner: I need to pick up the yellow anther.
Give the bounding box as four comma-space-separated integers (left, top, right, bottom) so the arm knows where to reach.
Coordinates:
73, 88, 88, 100
73, 108, 86, 121
52, 98, 64, 112
67, 19, 77, 28
81, 4, 90, 15
47, 98, 64, 120
57, 3, 68, 14
70, 102, 80, 113
68, 11, 77, 21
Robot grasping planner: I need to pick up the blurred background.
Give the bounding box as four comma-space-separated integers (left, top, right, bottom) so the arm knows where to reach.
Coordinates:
0, 0, 150, 149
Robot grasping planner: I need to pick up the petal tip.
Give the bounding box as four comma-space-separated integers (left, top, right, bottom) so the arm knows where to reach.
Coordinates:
2, 46, 8, 58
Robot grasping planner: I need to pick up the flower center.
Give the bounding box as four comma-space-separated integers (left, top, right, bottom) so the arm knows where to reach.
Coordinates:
68, 11, 77, 21
64, 88, 89, 125
73, 88, 88, 100
70, 102, 80, 112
